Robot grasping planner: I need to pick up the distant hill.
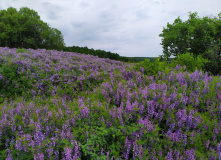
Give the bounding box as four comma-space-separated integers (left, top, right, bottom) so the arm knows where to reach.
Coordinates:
63, 46, 175, 64
127, 57, 174, 62
63, 46, 139, 63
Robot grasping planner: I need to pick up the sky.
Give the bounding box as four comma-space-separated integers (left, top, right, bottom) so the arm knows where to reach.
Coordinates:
0, 0, 220, 57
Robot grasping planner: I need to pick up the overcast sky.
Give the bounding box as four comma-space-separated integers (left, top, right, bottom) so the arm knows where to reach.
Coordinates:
1, 0, 220, 57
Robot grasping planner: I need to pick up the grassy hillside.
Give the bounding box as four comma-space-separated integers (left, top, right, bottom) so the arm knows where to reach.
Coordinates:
0, 47, 220, 159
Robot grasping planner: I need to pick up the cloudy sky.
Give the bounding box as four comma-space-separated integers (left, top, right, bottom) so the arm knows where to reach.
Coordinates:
1, 0, 220, 57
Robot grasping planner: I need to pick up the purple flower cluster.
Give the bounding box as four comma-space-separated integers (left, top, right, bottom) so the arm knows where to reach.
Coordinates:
0, 47, 221, 159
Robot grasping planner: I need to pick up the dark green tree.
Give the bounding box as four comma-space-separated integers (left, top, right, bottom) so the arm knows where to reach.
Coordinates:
159, 12, 221, 75
0, 7, 65, 50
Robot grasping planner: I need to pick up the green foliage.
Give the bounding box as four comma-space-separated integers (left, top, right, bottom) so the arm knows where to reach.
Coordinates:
133, 57, 169, 76
159, 12, 221, 76
16, 48, 31, 54
0, 7, 65, 50
0, 61, 33, 101
202, 40, 221, 75
170, 52, 209, 73
128, 57, 174, 63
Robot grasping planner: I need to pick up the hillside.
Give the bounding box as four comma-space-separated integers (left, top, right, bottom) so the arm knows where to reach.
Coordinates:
0, 47, 220, 159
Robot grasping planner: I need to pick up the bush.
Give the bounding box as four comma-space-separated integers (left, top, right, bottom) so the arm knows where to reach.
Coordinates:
170, 52, 209, 73
202, 45, 221, 76
0, 60, 33, 101
133, 57, 169, 76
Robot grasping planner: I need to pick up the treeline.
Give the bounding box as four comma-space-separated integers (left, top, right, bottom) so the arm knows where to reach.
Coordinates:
63, 46, 139, 63
127, 57, 174, 62
0, 7, 65, 51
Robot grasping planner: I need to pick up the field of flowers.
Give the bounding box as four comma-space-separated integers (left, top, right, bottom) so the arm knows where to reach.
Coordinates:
0, 46, 221, 160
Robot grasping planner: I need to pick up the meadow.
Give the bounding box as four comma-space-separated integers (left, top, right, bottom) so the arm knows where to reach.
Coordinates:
0, 47, 221, 160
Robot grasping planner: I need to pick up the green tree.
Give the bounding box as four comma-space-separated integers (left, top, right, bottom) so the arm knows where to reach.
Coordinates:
0, 7, 65, 50
159, 12, 221, 75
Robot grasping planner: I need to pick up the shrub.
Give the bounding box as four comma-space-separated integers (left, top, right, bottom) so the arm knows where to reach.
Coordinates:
0, 60, 33, 101
133, 57, 169, 76
170, 52, 209, 73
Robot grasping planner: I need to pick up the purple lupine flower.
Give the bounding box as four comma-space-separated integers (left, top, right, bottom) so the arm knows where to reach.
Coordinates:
132, 138, 138, 159
36, 153, 44, 160
114, 90, 120, 106
34, 130, 45, 146
138, 145, 143, 159
138, 117, 154, 132
105, 151, 111, 160
28, 139, 35, 148
168, 130, 182, 142
106, 120, 112, 127
187, 109, 195, 129
146, 100, 155, 119
50, 137, 57, 147
80, 106, 90, 119
158, 111, 164, 124
101, 116, 105, 123
213, 135, 217, 143
213, 125, 219, 135
6, 149, 13, 160
217, 141, 221, 153
168, 103, 175, 112
139, 104, 144, 115
140, 67, 144, 73
165, 149, 173, 160
23, 145, 28, 152
126, 99, 133, 115
123, 136, 131, 160
71, 140, 81, 160
64, 147, 73, 160
5, 139, 10, 148
219, 153, 221, 160
183, 134, 187, 147
15, 139, 23, 151
184, 149, 195, 160
60, 130, 66, 140
11, 124, 16, 132
174, 150, 180, 160
109, 109, 117, 119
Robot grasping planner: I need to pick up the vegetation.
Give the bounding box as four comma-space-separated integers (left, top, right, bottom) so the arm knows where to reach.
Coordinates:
0, 7, 65, 51
133, 52, 209, 77
159, 12, 221, 76
63, 46, 139, 63
0, 8, 221, 159
0, 47, 220, 160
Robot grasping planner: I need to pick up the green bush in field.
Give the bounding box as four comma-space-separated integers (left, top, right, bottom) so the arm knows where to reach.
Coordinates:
0, 61, 33, 101
170, 52, 209, 73
133, 57, 169, 76
16, 48, 31, 54
133, 52, 209, 77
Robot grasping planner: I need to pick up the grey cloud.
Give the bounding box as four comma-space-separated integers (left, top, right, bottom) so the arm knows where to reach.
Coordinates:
135, 9, 150, 20
40, 2, 62, 21
80, 2, 90, 8
48, 11, 57, 20
71, 22, 84, 28
154, 1, 160, 5
41, 2, 51, 6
